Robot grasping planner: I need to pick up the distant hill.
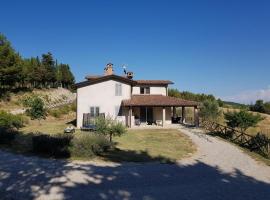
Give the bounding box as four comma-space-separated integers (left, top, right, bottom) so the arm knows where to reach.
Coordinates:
222, 101, 248, 109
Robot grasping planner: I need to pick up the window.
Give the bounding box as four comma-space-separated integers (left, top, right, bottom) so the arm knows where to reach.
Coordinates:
140, 87, 150, 94
115, 83, 122, 96
90, 107, 100, 117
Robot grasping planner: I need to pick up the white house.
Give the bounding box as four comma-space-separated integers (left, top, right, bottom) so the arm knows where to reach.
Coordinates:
75, 63, 199, 128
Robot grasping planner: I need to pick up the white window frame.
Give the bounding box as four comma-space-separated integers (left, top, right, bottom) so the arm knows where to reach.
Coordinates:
90, 106, 100, 117
115, 83, 122, 96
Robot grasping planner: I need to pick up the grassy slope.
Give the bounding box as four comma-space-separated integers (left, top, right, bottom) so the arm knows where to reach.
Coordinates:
221, 108, 270, 137
0, 88, 75, 112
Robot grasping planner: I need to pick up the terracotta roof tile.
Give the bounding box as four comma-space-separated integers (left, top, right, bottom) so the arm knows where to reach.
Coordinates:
135, 80, 173, 85
122, 95, 199, 107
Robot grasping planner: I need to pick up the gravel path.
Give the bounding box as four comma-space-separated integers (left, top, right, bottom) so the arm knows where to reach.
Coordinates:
0, 126, 270, 200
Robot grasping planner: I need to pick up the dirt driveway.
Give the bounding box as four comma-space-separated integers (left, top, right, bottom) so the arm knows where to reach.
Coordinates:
0, 126, 270, 200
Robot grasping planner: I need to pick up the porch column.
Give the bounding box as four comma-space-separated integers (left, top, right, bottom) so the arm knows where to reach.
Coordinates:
181, 106, 186, 124
129, 106, 132, 128
194, 106, 199, 127
173, 106, 176, 118
162, 107, 166, 127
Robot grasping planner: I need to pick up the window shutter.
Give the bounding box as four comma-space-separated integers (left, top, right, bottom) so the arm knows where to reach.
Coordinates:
90, 107, 95, 117
119, 84, 122, 96
95, 107, 100, 116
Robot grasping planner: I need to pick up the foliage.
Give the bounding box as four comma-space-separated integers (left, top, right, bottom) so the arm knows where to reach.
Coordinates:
48, 104, 73, 118
222, 101, 249, 109
224, 110, 264, 132
0, 110, 25, 130
95, 116, 127, 142
32, 132, 73, 158
0, 33, 75, 91
0, 111, 25, 145
25, 96, 47, 122
217, 98, 224, 107
250, 100, 270, 115
199, 100, 221, 122
70, 134, 112, 158
168, 88, 216, 102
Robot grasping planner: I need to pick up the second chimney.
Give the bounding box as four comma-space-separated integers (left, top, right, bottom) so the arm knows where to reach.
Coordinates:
104, 63, 114, 76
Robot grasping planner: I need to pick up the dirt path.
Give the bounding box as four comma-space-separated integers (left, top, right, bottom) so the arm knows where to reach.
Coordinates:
0, 126, 270, 200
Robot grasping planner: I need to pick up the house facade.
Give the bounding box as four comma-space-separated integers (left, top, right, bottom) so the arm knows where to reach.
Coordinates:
75, 63, 199, 128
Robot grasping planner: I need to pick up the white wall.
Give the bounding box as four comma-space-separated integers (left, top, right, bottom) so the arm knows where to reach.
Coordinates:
77, 80, 131, 128
132, 86, 167, 96
153, 107, 172, 124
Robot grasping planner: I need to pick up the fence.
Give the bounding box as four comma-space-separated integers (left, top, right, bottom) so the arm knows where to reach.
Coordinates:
201, 121, 270, 158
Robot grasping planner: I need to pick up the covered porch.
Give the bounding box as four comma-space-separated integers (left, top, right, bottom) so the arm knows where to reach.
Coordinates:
122, 95, 200, 128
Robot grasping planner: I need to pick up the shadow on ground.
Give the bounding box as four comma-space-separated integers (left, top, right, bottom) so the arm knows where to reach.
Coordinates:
0, 150, 270, 200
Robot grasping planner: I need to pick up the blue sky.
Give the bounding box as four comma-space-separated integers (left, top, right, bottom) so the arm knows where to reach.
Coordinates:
1, 0, 270, 103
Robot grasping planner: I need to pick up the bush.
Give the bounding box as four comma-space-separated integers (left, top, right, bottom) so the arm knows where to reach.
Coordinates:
0, 111, 25, 129
70, 134, 112, 158
224, 110, 264, 132
199, 100, 221, 122
95, 116, 127, 142
25, 96, 47, 122
32, 133, 73, 158
48, 104, 74, 118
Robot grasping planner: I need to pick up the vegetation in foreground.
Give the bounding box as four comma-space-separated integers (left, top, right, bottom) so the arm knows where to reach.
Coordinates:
104, 129, 196, 163
0, 111, 195, 163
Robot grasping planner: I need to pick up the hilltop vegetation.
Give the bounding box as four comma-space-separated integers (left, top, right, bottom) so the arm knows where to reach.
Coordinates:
0, 33, 75, 97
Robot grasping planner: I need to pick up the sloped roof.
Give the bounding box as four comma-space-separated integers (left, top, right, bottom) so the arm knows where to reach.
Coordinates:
75, 74, 174, 88
75, 74, 137, 88
122, 95, 199, 107
135, 80, 174, 85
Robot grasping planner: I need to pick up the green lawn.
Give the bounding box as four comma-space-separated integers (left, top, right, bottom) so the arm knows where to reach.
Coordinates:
19, 117, 196, 163
101, 129, 196, 163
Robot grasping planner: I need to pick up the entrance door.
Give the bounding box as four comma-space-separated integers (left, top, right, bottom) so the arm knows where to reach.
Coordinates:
140, 107, 153, 124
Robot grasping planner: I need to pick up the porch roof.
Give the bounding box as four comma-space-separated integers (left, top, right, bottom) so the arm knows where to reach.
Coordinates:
122, 95, 199, 107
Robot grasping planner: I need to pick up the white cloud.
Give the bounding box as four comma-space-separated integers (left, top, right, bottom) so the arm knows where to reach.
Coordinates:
222, 86, 270, 104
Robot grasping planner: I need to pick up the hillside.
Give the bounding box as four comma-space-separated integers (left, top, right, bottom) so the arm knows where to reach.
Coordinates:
0, 88, 76, 114
221, 107, 270, 137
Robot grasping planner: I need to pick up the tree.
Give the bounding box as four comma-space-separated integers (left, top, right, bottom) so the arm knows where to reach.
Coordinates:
25, 97, 47, 124
56, 64, 75, 88
0, 33, 21, 88
199, 100, 221, 122
264, 102, 270, 115
168, 88, 216, 102
224, 110, 264, 132
95, 116, 127, 142
250, 100, 265, 113
41, 52, 56, 87
217, 98, 224, 107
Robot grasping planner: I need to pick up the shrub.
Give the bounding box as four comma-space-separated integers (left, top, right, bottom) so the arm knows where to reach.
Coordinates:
32, 133, 73, 158
224, 110, 264, 132
199, 100, 221, 122
48, 104, 74, 118
0, 111, 25, 129
70, 134, 112, 158
95, 116, 127, 142
25, 96, 47, 123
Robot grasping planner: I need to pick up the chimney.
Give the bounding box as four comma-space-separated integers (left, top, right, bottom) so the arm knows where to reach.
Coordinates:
126, 71, 134, 79
104, 63, 114, 76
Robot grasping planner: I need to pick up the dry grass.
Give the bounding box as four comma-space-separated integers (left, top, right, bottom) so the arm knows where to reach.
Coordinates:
20, 113, 76, 135
221, 108, 270, 137
104, 129, 196, 163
